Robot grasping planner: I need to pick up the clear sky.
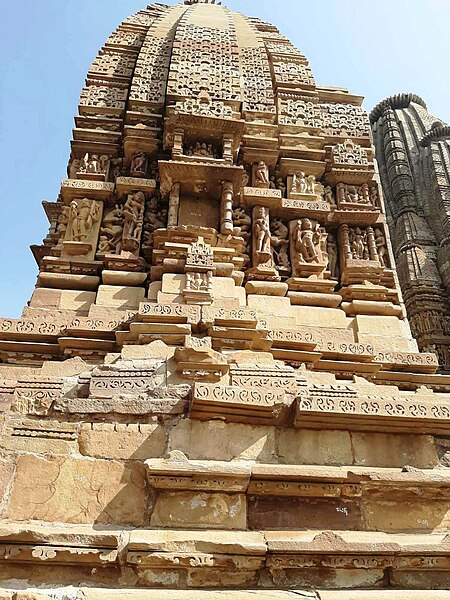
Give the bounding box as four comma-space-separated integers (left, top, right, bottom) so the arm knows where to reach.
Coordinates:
1, 0, 449, 317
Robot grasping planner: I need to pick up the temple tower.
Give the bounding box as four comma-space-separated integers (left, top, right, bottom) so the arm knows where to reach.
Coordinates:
371, 93, 450, 372
0, 3, 449, 599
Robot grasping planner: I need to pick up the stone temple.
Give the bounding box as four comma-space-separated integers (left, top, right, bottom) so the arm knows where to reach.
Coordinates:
0, 1, 449, 599
371, 94, 450, 373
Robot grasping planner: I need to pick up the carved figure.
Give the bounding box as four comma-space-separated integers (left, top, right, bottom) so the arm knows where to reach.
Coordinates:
142, 194, 167, 251
324, 185, 336, 207
253, 161, 270, 187
99, 204, 124, 254
130, 152, 147, 177
78, 153, 109, 177
327, 233, 339, 278
66, 199, 100, 242
374, 228, 387, 267
293, 218, 319, 263
306, 174, 316, 194
111, 158, 123, 180
271, 219, 290, 270
57, 205, 71, 239
122, 192, 145, 243
350, 227, 367, 259
186, 141, 218, 159
275, 177, 286, 198
69, 158, 81, 179
252, 206, 272, 267
370, 185, 379, 207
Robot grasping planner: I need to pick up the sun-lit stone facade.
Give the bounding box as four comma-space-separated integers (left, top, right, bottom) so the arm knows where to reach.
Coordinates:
0, 2, 449, 598
371, 93, 450, 373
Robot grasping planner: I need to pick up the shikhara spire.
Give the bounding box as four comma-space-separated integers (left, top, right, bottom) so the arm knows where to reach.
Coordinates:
0, 2, 448, 599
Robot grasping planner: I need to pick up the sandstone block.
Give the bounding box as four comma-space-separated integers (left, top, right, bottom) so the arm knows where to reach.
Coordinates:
276, 429, 353, 466
59, 290, 97, 311
248, 496, 363, 530
288, 291, 342, 308
156, 291, 184, 304
151, 491, 246, 529
0, 457, 15, 516
291, 305, 350, 329
29, 288, 96, 312
37, 272, 99, 291
351, 432, 438, 468
79, 421, 167, 460
245, 281, 288, 296
29, 288, 61, 310
102, 270, 147, 286
128, 529, 266, 554
7, 455, 147, 526
96, 285, 145, 309
247, 295, 292, 317
363, 496, 450, 532
121, 340, 175, 361
169, 419, 275, 462
353, 314, 410, 338
161, 273, 185, 294
148, 280, 162, 300
357, 333, 417, 353
41, 356, 90, 377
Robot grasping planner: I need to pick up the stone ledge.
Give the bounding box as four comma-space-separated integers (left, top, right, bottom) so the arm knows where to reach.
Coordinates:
144, 458, 450, 497
0, 589, 448, 600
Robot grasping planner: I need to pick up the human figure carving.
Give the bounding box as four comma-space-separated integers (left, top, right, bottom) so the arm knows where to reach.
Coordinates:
57, 205, 71, 239
271, 219, 290, 270
130, 152, 147, 176
122, 192, 145, 243
253, 206, 271, 263
374, 228, 387, 267
99, 204, 124, 253
327, 234, 339, 278
275, 177, 286, 198
298, 172, 308, 194
66, 199, 100, 242
293, 218, 319, 263
69, 158, 81, 179
254, 161, 270, 187
350, 227, 367, 259
324, 185, 336, 207
306, 174, 316, 194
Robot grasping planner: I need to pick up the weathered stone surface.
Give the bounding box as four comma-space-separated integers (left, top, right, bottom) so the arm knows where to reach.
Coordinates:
351, 432, 439, 468
7, 455, 147, 525
151, 491, 246, 529
0, 458, 15, 516
276, 429, 353, 465
79, 421, 167, 459
96, 285, 146, 309
248, 496, 363, 530
168, 419, 275, 462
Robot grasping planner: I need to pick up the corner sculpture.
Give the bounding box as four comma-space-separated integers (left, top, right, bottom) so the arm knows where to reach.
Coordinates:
0, 3, 449, 599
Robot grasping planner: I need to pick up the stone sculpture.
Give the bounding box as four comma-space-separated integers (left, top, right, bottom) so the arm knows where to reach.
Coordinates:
252, 161, 270, 188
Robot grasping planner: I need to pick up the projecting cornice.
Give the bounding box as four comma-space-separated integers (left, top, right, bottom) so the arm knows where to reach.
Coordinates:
419, 124, 450, 147
369, 93, 427, 124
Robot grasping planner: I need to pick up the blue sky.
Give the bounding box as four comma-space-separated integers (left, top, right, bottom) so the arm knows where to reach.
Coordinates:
1, 0, 449, 317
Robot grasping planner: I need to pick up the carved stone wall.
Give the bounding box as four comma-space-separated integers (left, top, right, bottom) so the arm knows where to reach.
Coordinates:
371, 94, 450, 371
